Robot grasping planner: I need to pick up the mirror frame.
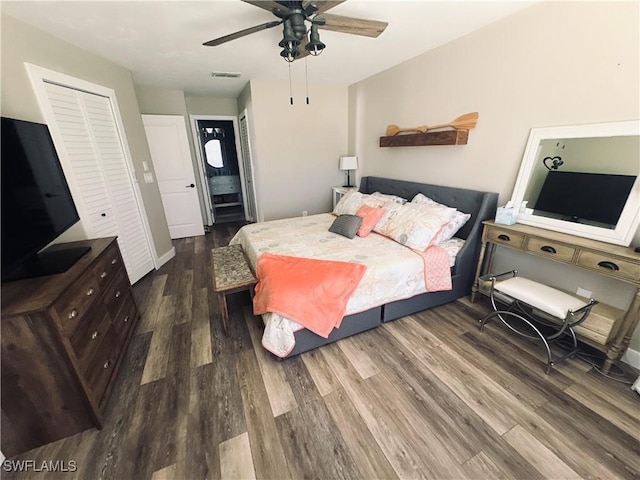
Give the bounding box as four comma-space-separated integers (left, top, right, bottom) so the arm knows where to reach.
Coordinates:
510, 120, 640, 246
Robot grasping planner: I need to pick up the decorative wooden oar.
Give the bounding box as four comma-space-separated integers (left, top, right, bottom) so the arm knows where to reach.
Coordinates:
385, 112, 479, 136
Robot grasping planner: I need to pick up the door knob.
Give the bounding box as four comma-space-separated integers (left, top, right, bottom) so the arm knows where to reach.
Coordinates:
186, 183, 195, 188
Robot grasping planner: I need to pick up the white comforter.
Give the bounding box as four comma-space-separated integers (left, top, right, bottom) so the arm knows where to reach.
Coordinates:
229, 213, 463, 356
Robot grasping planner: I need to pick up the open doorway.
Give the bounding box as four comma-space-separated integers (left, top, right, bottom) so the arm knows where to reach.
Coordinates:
193, 118, 245, 224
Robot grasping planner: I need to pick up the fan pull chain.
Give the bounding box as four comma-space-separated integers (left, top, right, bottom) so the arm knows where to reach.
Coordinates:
305, 58, 310, 105
288, 62, 293, 105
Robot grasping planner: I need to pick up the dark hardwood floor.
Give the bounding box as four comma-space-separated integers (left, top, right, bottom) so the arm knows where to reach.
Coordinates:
4, 222, 639, 479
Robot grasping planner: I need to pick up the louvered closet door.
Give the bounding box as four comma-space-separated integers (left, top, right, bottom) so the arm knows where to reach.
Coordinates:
239, 114, 256, 222
44, 82, 154, 283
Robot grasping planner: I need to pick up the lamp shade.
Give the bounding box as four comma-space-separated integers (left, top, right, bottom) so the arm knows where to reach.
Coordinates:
339, 156, 358, 171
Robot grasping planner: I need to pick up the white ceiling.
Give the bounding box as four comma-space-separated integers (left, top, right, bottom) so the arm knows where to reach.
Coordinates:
2, 0, 535, 97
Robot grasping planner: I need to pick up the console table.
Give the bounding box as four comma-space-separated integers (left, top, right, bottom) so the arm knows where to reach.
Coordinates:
472, 221, 640, 373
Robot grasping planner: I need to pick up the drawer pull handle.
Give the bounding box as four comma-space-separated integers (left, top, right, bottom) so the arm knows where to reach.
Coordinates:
123, 316, 129, 323
68, 309, 78, 319
540, 245, 557, 254
115, 291, 121, 298
86, 287, 95, 296
103, 360, 111, 369
497, 234, 511, 241
597, 261, 620, 271
101, 271, 108, 279
111, 258, 117, 265
91, 331, 99, 340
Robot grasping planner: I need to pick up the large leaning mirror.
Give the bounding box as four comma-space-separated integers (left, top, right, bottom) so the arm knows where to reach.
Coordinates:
510, 120, 640, 246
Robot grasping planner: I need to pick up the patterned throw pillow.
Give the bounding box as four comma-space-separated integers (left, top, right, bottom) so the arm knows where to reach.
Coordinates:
329, 214, 363, 239
376, 202, 452, 250
370, 191, 408, 204
333, 190, 363, 216
355, 205, 386, 237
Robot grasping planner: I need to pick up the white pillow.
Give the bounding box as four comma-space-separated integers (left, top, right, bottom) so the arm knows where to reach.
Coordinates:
370, 191, 407, 204
412, 193, 471, 244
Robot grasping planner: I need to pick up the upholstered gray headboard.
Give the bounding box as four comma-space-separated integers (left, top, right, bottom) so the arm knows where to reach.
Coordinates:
359, 176, 498, 282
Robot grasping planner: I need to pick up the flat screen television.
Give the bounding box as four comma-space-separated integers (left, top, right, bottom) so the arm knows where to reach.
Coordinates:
533, 171, 637, 228
1, 117, 90, 282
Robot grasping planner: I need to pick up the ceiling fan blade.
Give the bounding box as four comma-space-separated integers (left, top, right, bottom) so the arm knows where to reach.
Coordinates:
203, 20, 281, 47
303, 1, 346, 14
241, 0, 290, 16
318, 13, 388, 38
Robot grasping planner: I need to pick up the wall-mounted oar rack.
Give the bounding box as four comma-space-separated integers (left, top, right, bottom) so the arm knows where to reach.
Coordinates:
379, 129, 469, 147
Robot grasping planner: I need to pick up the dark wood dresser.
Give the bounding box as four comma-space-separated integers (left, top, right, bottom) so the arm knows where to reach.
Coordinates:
1, 237, 140, 456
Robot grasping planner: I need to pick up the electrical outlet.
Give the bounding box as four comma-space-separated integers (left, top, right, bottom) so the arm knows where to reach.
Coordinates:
576, 287, 592, 298
302, 211, 308, 217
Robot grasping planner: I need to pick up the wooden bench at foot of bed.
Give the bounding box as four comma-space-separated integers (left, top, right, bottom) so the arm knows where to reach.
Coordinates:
212, 244, 257, 336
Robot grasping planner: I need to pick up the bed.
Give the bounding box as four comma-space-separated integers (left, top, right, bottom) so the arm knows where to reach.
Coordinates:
229, 176, 498, 358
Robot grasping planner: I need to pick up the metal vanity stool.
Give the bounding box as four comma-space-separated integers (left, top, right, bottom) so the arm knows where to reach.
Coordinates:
480, 270, 597, 373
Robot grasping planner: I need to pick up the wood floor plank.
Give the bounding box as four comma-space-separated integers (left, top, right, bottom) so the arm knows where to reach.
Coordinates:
503, 424, 582, 480
324, 387, 399, 480
383, 317, 524, 435
300, 348, 341, 397
174, 269, 194, 325
462, 451, 508, 480
565, 382, 640, 439
219, 432, 256, 480
236, 348, 291, 480
191, 287, 213, 368
337, 335, 381, 379
140, 295, 177, 385
243, 308, 297, 417
136, 274, 168, 334
320, 342, 434, 479
353, 325, 540, 479
275, 399, 363, 480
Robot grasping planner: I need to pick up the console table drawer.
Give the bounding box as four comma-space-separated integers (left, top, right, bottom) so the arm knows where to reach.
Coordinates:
525, 238, 576, 263
577, 250, 640, 282
486, 228, 525, 249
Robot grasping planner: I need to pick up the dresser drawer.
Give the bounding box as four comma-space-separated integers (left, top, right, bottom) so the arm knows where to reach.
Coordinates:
525, 237, 576, 264
103, 270, 130, 319
577, 250, 640, 282
70, 309, 113, 372
486, 227, 525, 249
83, 327, 120, 405
53, 272, 103, 336
91, 242, 123, 285
111, 293, 137, 343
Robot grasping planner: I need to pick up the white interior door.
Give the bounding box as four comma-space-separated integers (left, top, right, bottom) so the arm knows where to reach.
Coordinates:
142, 115, 204, 239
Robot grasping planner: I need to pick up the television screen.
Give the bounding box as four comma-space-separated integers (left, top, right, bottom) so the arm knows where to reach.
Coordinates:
1, 117, 88, 281
534, 171, 637, 228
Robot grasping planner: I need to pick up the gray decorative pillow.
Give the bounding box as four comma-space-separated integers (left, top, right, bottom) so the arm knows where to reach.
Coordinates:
329, 214, 363, 239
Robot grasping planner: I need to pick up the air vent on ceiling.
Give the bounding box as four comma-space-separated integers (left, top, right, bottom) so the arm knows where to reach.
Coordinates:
211, 71, 242, 78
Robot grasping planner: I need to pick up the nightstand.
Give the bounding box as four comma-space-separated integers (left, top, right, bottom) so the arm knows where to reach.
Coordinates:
332, 186, 355, 209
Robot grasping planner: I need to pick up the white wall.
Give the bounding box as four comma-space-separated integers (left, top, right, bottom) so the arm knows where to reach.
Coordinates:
246, 79, 348, 221
348, 1, 640, 365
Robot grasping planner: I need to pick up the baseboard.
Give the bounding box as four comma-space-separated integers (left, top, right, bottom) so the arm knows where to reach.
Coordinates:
621, 347, 640, 370
156, 246, 176, 269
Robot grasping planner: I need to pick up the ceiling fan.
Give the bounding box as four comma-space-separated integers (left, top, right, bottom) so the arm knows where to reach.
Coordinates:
203, 1, 389, 62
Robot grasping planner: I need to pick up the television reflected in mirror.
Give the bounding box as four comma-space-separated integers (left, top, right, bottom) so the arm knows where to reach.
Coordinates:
510, 120, 640, 246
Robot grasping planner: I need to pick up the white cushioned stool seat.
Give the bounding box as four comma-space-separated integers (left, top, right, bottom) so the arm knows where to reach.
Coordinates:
495, 277, 587, 320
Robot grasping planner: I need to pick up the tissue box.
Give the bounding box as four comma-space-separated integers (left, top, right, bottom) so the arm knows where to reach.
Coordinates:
495, 207, 516, 225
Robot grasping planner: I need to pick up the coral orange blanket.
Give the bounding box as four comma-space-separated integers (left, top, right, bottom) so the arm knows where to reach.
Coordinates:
253, 253, 367, 338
